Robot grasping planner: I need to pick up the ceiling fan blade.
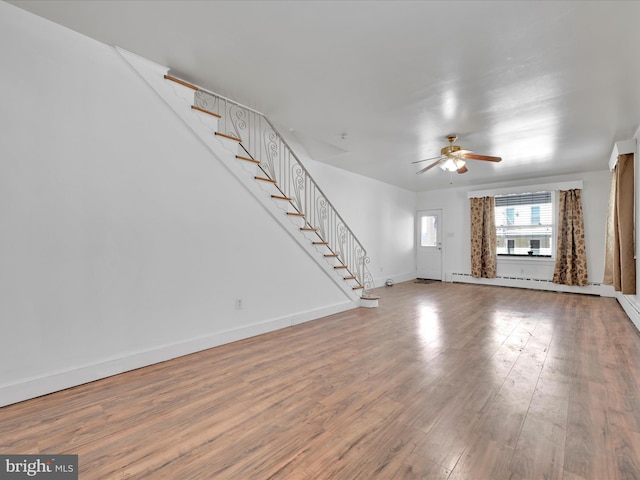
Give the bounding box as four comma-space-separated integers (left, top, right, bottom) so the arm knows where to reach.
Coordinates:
412, 155, 442, 164
416, 159, 442, 174
457, 165, 469, 174
459, 153, 502, 162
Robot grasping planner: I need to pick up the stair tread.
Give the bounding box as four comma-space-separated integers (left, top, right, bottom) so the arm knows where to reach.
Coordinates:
168, 73, 371, 301
236, 155, 260, 164
191, 105, 221, 118
164, 74, 198, 90
215, 132, 242, 142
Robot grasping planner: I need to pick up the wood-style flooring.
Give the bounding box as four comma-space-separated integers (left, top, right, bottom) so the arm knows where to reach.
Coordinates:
2, 281, 640, 479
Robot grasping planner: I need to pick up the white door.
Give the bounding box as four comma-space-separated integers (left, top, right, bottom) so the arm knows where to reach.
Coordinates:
417, 209, 443, 280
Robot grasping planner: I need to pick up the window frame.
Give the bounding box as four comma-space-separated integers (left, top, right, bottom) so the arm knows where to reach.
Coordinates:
468, 180, 583, 263
494, 191, 557, 260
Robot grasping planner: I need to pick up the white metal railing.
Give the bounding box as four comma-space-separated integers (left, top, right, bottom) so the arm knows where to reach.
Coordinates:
193, 89, 373, 293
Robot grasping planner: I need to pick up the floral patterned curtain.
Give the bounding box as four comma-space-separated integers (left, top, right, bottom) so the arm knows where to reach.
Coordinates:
470, 196, 497, 278
553, 189, 588, 286
603, 153, 635, 294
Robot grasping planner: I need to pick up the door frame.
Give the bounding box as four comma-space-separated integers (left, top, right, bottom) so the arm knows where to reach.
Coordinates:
416, 208, 444, 281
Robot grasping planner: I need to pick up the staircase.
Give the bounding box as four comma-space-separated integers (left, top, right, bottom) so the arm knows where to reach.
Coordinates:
117, 48, 374, 303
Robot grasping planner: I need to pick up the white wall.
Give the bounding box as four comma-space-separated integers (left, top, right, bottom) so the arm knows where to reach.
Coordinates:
2, 1, 631, 407
0, 2, 352, 406
280, 145, 418, 287
416, 170, 611, 286
616, 132, 640, 330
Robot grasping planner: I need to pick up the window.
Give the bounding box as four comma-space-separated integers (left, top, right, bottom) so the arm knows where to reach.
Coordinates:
531, 206, 540, 224
506, 208, 515, 225
420, 215, 438, 247
495, 192, 553, 257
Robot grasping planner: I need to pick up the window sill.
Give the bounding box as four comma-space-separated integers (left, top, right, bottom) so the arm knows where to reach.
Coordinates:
498, 255, 555, 264
498, 254, 552, 258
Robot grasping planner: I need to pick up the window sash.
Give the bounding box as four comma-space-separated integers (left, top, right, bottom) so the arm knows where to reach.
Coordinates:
495, 192, 554, 257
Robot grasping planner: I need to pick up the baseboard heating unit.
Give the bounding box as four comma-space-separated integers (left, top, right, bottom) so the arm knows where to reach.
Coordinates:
450, 273, 614, 297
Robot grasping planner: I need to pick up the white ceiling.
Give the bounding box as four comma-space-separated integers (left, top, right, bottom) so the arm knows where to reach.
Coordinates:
9, 0, 640, 191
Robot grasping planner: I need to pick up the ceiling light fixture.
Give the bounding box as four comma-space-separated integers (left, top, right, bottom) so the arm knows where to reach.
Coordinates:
439, 157, 466, 172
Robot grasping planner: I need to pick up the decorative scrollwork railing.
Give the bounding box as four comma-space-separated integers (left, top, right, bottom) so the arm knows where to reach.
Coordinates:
194, 89, 373, 293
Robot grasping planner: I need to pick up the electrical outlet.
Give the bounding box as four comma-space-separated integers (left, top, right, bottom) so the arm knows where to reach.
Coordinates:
235, 299, 243, 310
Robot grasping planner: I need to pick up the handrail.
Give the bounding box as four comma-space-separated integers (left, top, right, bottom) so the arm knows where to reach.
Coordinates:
190, 87, 373, 292
260, 115, 368, 254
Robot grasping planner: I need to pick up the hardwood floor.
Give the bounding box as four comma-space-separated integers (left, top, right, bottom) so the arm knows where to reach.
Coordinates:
2, 281, 640, 479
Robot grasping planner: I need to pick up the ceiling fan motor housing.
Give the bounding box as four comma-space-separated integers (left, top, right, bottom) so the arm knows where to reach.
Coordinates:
441, 145, 461, 156
413, 133, 501, 176
441, 134, 460, 156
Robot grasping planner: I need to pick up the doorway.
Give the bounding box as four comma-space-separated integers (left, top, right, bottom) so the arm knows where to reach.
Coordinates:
417, 209, 443, 281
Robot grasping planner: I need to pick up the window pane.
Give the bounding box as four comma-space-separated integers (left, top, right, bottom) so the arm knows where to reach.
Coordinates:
531, 206, 540, 224
506, 208, 515, 225
421, 215, 437, 247
495, 192, 553, 256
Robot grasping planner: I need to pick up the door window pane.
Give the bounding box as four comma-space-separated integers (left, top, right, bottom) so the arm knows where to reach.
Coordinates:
421, 215, 438, 247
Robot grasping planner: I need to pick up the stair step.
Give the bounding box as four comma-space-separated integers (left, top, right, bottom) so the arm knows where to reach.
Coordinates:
236, 155, 260, 164
191, 105, 221, 118
255, 176, 276, 183
154, 66, 372, 304
164, 74, 198, 90
215, 132, 242, 142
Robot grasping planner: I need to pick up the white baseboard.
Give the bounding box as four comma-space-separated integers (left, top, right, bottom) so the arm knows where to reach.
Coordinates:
373, 271, 417, 288
450, 272, 615, 297
616, 293, 640, 333
0, 301, 355, 408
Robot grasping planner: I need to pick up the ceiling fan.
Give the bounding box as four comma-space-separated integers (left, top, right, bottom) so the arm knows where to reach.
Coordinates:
413, 134, 502, 175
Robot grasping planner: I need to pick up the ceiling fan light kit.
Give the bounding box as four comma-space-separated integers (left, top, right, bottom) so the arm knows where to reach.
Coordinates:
414, 134, 501, 176
440, 157, 466, 172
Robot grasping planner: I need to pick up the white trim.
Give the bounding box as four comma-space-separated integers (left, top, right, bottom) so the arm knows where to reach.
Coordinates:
0, 301, 354, 408
615, 292, 640, 333
497, 256, 555, 265
359, 297, 379, 308
608, 139, 636, 170
450, 273, 615, 297
114, 47, 267, 118
373, 270, 418, 289
468, 181, 583, 199
416, 209, 444, 281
